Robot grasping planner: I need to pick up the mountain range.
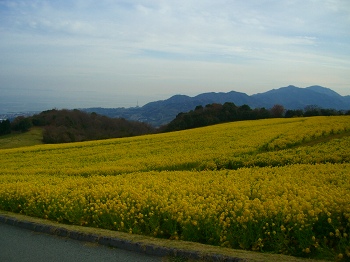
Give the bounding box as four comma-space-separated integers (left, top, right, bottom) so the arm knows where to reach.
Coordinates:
82, 85, 350, 127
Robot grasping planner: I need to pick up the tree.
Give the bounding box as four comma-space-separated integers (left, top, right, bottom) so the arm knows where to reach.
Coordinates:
0, 119, 11, 135
238, 104, 253, 120
254, 107, 271, 119
11, 116, 32, 132
270, 104, 285, 118
35, 109, 155, 143
304, 105, 321, 117
194, 105, 203, 111
320, 108, 339, 116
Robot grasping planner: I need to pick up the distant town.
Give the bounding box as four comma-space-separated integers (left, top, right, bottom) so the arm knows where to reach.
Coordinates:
0, 111, 40, 122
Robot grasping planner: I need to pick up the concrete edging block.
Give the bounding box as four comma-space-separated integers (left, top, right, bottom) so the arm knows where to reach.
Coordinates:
0, 214, 247, 261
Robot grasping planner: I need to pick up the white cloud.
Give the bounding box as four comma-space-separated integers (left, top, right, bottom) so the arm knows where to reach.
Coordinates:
0, 0, 349, 109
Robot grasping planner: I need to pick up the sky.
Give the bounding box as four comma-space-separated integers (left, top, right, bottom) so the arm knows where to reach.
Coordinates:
1, 0, 350, 112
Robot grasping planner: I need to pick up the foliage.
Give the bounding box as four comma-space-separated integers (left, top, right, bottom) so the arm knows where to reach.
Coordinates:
10, 116, 33, 132
161, 102, 272, 132
35, 109, 156, 143
0, 119, 11, 135
161, 102, 345, 132
286, 105, 343, 118
1, 116, 350, 260
32, 109, 155, 143
270, 104, 285, 118
1, 109, 155, 143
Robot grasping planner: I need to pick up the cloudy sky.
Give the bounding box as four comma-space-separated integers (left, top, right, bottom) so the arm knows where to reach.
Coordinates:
1, 0, 349, 111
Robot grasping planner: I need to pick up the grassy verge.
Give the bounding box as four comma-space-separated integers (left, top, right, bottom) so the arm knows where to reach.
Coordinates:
0, 127, 43, 149
0, 210, 328, 262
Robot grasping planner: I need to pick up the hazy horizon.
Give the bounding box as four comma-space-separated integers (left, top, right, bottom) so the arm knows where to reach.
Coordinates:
1, 84, 349, 115
1, 1, 349, 113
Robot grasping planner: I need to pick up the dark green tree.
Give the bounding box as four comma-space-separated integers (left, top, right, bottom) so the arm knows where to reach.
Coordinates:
285, 109, 303, 118
0, 119, 11, 135
270, 104, 285, 118
11, 116, 32, 132
304, 105, 321, 117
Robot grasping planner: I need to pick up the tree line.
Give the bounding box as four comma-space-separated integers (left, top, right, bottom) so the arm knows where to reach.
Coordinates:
0, 116, 32, 135
1, 105, 349, 143
159, 103, 350, 132
0, 109, 155, 143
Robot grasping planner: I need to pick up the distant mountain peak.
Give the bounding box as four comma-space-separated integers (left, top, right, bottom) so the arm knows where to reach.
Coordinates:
167, 94, 191, 103
306, 85, 342, 98
79, 85, 350, 127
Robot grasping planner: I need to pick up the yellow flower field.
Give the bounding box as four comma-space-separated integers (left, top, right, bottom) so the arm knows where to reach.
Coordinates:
1, 116, 350, 260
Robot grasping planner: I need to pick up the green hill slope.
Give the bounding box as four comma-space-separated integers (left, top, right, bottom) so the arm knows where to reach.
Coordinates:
0, 127, 43, 149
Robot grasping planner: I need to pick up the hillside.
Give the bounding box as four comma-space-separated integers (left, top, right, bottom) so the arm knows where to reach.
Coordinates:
2, 109, 156, 144
1, 116, 350, 260
161, 101, 349, 132
1, 116, 348, 172
82, 85, 350, 127
161, 103, 271, 132
0, 127, 43, 149
251, 85, 350, 109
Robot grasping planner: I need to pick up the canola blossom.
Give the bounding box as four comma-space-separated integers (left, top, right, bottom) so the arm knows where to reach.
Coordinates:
1, 116, 350, 259
1, 116, 350, 175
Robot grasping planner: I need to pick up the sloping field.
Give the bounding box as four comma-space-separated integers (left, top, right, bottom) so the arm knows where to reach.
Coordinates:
1, 116, 350, 260
0, 127, 43, 149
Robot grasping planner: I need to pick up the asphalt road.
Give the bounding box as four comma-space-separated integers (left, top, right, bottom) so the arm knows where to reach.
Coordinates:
0, 222, 163, 262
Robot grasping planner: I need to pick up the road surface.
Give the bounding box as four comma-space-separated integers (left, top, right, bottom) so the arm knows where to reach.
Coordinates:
0, 222, 163, 262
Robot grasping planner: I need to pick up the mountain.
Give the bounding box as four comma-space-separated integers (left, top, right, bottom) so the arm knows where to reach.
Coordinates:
306, 85, 343, 98
83, 91, 257, 127
83, 85, 349, 127
251, 85, 350, 110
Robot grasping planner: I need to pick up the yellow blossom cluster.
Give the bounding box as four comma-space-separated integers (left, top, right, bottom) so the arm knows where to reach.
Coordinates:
0, 165, 349, 258
225, 134, 350, 169
1, 116, 349, 176
1, 116, 350, 260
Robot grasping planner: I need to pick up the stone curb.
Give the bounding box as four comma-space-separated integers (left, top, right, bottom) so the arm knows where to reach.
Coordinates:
0, 215, 246, 262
